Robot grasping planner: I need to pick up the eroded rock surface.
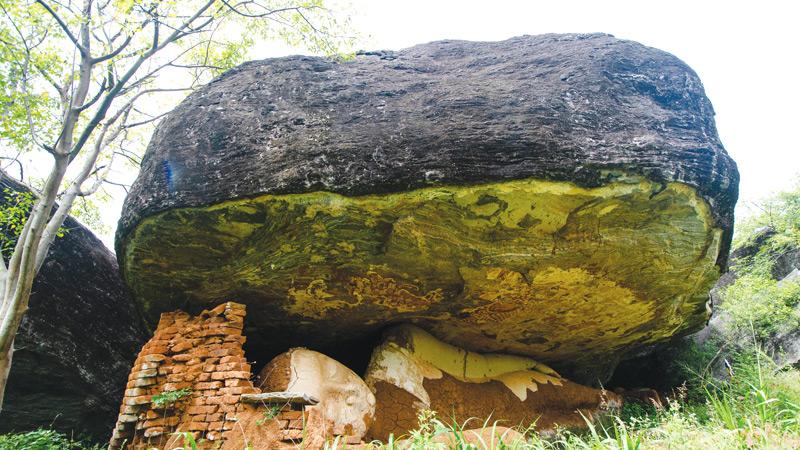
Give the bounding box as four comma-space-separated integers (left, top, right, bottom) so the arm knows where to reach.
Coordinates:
117, 33, 738, 382
364, 325, 620, 440
0, 173, 147, 442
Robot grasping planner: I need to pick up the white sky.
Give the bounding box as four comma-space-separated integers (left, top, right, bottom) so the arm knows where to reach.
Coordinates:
90, 0, 800, 247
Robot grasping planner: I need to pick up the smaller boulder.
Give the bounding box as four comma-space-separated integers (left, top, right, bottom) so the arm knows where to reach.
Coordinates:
255, 348, 376, 444
364, 325, 620, 440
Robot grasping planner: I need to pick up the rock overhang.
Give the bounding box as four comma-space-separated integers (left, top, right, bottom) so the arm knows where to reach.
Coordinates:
117, 33, 739, 383
120, 176, 723, 381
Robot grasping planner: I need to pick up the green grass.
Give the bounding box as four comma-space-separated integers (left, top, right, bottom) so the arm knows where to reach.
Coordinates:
0, 429, 104, 450
328, 356, 800, 449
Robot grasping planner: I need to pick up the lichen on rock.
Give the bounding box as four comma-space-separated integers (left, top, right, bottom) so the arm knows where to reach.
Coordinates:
121, 177, 723, 381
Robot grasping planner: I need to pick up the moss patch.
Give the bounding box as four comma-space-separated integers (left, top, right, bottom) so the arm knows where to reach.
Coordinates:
121, 177, 721, 372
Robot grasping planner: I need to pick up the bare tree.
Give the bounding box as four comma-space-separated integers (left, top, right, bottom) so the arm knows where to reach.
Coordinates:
0, 0, 352, 409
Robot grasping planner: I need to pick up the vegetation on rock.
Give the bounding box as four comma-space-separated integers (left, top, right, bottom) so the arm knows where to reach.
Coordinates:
721, 180, 800, 342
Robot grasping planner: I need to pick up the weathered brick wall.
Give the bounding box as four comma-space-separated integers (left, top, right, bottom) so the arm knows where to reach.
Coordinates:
108, 302, 302, 449
110, 301, 376, 449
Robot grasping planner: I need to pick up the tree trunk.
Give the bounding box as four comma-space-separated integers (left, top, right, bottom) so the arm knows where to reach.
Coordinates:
0, 339, 12, 414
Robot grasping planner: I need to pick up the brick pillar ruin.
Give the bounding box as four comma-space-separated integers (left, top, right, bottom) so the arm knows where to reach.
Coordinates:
108, 302, 313, 450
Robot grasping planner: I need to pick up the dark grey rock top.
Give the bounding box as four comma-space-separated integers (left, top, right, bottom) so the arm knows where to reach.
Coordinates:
118, 33, 738, 265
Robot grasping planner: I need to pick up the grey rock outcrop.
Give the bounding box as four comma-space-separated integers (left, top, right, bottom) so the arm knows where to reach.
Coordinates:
0, 174, 147, 441
698, 226, 800, 372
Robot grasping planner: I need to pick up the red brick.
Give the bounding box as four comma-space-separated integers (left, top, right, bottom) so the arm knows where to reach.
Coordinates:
219, 387, 248, 395
216, 362, 251, 372
162, 382, 191, 391
133, 368, 158, 378
133, 378, 156, 387
206, 431, 222, 441
209, 303, 228, 316
143, 418, 165, 428
220, 356, 245, 364
187, 422, 208, 431
126, 395, 151, 406
143, 427, 164, 438
196, 381, 223, 390
187, 405, 217, 415
166, 374, 184, 383
227, 371, 251, 380
205, 396, 224, 405
170, 341, 193, 353
125, 388, 147, 397
209, 348, 233, 357
143, 345, 169, 354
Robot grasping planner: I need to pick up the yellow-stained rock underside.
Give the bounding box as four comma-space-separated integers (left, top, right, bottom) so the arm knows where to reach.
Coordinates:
122, 177, 722, 378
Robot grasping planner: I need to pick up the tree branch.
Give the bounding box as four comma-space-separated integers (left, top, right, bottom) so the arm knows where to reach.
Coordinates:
91, 34, 132, 64
34, 0, 88, 55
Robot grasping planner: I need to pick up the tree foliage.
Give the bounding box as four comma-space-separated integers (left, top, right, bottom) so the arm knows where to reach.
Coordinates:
0, 0, 353, 235
734, 177, 800, 249
0, 0, 353, 411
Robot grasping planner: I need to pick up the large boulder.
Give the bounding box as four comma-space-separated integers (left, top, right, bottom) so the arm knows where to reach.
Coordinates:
117, 33, 738, 383
0, 174, 147, 441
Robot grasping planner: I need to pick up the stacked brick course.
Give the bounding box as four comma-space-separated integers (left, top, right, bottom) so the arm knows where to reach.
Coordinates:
109, 302, 309, 449
110, 301, 379, 449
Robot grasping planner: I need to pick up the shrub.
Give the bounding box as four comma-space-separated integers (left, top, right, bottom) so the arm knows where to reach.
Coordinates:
721, 274, 800, 340
0, 429, 101, 450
